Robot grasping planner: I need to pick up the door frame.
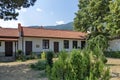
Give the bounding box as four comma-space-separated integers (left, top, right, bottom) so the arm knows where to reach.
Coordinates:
25, 41, 32, 55
5, 41, 13, 57
54, 42, 59, 53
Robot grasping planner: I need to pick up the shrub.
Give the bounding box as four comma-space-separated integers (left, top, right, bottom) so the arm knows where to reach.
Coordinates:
47, 49, 110, 80
46, 65, 52, 79
104, 51, 120, 58
29, 52, 38, 59
48, 51, 69, 80
30, 60, 46, 70
16, 50, 26, 61
46, 51, 54, 67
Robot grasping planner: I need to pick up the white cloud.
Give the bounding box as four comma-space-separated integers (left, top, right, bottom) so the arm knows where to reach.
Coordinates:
0, 19, 24, 28
56, 21, 65, 25
16, 8, 27, 13
36, 8, 42, 12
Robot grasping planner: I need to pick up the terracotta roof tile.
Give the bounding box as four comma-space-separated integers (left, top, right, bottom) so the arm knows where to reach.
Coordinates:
22, 27, 86, 40
0, 28, 18, 38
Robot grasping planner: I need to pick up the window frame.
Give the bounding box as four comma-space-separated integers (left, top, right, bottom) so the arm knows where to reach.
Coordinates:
81, 41, 86, 49
64, 40, 69, 49
42, 39, 49, 49
0, 42, 1, 47
73, 41, 78, 49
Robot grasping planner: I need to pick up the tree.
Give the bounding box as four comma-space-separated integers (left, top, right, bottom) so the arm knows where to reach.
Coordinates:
74, 0, 110, 34
74, 0, 120, 51
105, 0, 120, 36
74, 0, 110, 52
74, 0, 120, 37
0, 0, 36, 20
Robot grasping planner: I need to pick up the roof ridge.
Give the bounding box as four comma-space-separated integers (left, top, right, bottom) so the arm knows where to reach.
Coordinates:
22, 26, 84, 33
0, 28, 17, 30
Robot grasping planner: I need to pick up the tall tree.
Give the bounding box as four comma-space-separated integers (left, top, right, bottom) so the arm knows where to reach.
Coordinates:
105, 0, 120, 36
74, 0, 110, 50
74, 0, 120, 50
74, 0, 120, 37
74, 0, 109, 35
0, 0, 36, 20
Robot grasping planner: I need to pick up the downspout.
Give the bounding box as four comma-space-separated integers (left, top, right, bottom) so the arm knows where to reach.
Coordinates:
22, 36, 24, 55
15, 41, 16, 58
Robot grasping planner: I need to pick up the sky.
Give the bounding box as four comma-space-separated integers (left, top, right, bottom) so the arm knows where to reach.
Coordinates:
0, 0, 78, 28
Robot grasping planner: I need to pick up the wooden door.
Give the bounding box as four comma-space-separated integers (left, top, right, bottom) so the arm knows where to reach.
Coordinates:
5, 42, 13, 56
25, 41, 32, 55
54, 42, 59, 53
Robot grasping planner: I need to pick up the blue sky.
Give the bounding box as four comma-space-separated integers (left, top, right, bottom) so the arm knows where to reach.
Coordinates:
0, 0, 78, 28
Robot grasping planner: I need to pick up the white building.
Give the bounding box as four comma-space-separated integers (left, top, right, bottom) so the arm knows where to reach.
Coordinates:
0, 23, 86, 60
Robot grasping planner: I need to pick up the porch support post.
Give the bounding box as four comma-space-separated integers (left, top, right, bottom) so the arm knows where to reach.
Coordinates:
15, 41, 16, 58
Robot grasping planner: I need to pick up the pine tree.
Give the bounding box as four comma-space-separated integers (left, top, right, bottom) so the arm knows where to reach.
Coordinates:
0, 0, 36, 20
48, 49, 110, 80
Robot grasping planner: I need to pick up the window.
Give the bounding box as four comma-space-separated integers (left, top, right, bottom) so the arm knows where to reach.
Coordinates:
81, 41, 86, 49
64, 40, 69, 49
43, 39, 49, 49
73, 41, 78, 49
0, 42, 1, 46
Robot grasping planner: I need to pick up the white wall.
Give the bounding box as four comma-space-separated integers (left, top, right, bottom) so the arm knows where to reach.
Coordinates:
18, 37, 83, 54
108, 39, 120, 51
0, 41, 5, 52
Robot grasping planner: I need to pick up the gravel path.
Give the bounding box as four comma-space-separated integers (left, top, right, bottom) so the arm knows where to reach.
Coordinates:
0, 59, 48, 80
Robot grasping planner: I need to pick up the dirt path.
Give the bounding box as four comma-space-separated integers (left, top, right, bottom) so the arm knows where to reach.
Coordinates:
0, 59, 47, 80
107, 58, 120, 80
0, 58, 120, 80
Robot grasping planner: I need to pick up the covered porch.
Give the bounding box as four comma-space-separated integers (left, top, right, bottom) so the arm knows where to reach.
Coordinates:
0, 38, 18, 61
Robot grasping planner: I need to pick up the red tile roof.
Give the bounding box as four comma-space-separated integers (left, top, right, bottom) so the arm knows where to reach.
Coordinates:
22, 27, 86, 40
0, 28, 18, 38
0, 23, 87, 40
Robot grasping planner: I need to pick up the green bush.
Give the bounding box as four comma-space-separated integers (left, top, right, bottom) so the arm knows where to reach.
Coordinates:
104, 51, 120, 58
46, 51, 54, 67
29, 52, 38, 59
49, 51, 69, 80
47, 49, 110, 80
16, 50, 26, 61
30, 60, 46, 70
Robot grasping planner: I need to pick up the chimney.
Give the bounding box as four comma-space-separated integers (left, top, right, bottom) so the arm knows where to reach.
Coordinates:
40, 25, 44, 29
18, 23, 23, 37
18, 23, 21, 27
18, 23, 22, 32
